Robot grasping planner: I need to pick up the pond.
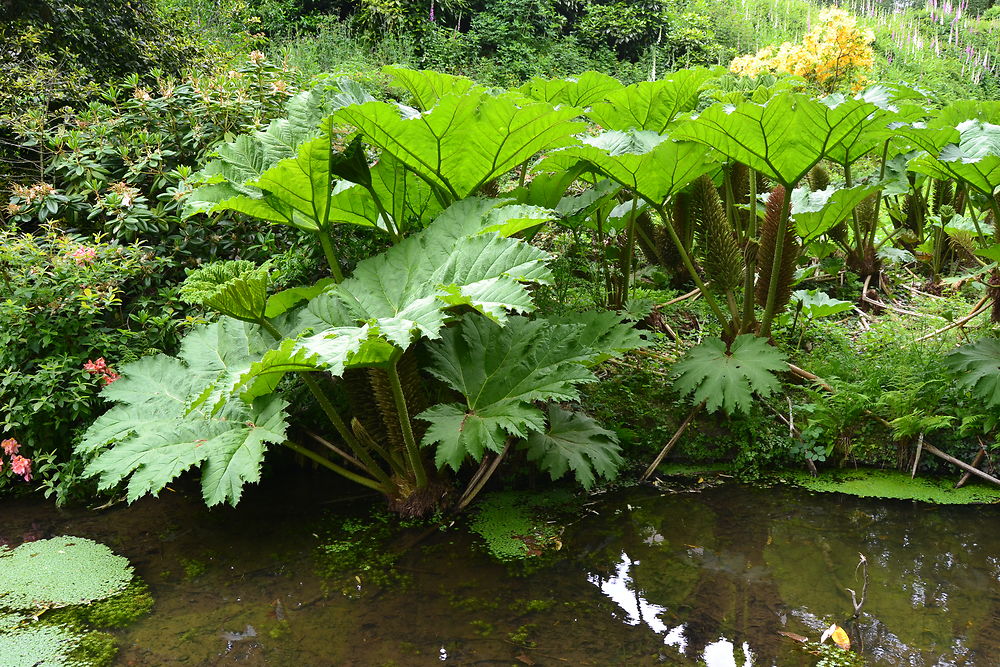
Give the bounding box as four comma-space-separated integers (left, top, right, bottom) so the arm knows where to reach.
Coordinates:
2, 474, 998, 666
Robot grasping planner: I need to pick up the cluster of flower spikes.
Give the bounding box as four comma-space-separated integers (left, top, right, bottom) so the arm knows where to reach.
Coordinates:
730, 8, 875, 93
1, 438, 32, 482
84, 357, 120, 385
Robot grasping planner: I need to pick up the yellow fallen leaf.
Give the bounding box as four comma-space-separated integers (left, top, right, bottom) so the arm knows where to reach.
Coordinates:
820, 623, 851, 650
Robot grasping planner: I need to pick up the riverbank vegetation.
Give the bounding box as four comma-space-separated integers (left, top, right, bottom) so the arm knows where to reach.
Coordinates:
1, 0, 998, 516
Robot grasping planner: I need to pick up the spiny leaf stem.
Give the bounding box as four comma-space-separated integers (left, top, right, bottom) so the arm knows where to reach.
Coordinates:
259, 320, 392, 487
386, 354, 429, 489
656, 204, 734, 340
760, 184, 794, 337
739, 169, 758, 333
318, 230, 345, 282
282, 440, 388, 493
617, 195, 640, 308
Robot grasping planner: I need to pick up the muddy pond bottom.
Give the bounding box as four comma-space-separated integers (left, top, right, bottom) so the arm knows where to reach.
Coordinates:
2, 478, 998, 666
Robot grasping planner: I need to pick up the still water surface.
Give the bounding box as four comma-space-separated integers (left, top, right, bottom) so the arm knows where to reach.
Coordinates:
2, 478, 997, 665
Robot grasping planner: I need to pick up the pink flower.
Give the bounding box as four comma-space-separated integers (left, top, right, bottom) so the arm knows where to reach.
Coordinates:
1, 438, 18, 455
68, 247, 98, 265
84, 358, 119, 385
83, 357, 108, 374
10, 455, 31, 482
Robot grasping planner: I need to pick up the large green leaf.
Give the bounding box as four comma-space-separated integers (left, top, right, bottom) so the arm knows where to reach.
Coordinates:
180, 260, 272, 323
541, 130, 717, 206
385, 66, 480, 111
944, 338, 1000, 407
520, 406, 622, 489
909, 120, 1000, 197
791, 183, 882, 242
328, 152, 443, 234
673, 334, 788, 415
185, 82, 373, 218
518, 71, 624, 108
588, 68, 718, 133
823, 87, 928, 167
231, 199, 559, 399
335, 92, 583, 201
673, 93, 878, 187
791, 289, 853, 319
418, 313, 643, 471
78, 320, 289, 507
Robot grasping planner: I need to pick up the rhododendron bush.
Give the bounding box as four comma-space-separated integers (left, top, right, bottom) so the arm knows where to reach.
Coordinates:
0, 227, 174, 503
731, 8, 876, 92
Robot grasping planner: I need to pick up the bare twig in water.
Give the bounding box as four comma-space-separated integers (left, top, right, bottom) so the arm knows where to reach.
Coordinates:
847, 553, 869, 618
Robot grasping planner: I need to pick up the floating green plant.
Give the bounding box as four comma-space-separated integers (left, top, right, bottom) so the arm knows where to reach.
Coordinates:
467, 489, 575, 562
785, 468, 1000, 504
0, 623, 82, 667
0, 537, 133, 610
0, 537, 151, 667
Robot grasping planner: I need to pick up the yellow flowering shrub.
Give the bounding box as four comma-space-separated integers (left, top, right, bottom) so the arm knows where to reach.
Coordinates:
730, 8, 875, 93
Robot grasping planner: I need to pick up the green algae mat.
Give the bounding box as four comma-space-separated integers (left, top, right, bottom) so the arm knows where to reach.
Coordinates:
657, 463, 1000, 504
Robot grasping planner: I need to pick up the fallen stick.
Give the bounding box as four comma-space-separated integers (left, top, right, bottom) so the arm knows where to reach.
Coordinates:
658, 287, 700, 308
915, 296, 991, 342
642, 401, 704, 481
922, 442, 1000, 487
910, 432, 924, 479
955, 447, 986, 489
787, 363, 835, 392
901, 283, 944, 300
861, 293, 946, 320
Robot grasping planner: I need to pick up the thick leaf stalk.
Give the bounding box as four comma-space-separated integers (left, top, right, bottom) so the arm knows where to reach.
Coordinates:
846, 194, 881, 279
386, 355, 429, 490
693, 175, 745, 295
367, 350, 428, 456
756, 185, 799, 335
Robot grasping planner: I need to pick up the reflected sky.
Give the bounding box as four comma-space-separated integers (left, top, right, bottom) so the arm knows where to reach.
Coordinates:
589, 550, 761, 666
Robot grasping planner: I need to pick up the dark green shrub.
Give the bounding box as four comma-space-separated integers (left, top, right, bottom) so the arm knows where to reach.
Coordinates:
0, 225, 182, 502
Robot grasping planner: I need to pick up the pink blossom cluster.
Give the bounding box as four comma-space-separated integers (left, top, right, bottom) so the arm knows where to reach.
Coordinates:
1, 438, 32, 482
83, 357, 120, 385
68, 246, 98, 265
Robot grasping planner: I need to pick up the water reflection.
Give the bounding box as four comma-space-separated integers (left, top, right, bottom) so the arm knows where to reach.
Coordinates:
589, 549, 764, 666
573, 486, 1000, 665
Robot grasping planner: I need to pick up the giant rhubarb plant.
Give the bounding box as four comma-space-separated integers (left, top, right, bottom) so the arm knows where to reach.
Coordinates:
78, 199, 645, 514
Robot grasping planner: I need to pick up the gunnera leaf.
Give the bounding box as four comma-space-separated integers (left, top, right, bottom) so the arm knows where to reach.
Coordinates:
672, 334, 787, 415
180, 260, 271, 323
944, 338, 1000, 407
520, 406, 623, 490
0, 537, 133, 610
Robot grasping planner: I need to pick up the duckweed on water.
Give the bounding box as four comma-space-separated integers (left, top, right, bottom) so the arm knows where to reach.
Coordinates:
316, 512, 410, 596
0, 537, 133, 610
658, 463, 1000, 504
785, 468, 1000, 504
0, 537, 150, 667
467, 490, 576, 563
0, 624, 82, 667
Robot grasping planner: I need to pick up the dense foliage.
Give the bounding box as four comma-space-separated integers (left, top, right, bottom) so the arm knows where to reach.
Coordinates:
0, 0, 998, 512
